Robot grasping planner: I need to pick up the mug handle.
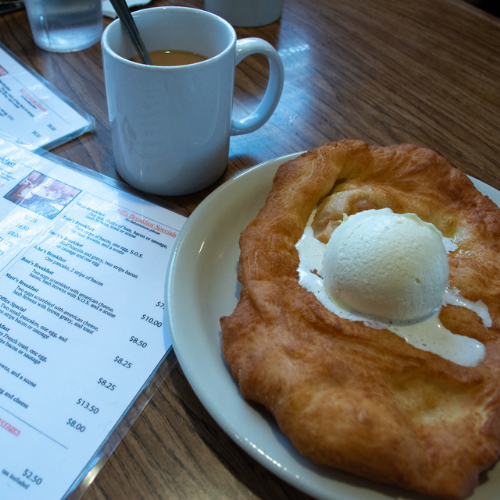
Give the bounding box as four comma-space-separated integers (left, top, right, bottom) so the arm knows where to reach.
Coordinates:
230, 38, 285, 136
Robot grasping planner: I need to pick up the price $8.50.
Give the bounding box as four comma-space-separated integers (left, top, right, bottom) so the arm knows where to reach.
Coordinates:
129, 336, 147, 348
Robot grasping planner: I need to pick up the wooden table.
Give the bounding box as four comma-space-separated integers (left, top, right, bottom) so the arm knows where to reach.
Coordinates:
1, 0, 500, 498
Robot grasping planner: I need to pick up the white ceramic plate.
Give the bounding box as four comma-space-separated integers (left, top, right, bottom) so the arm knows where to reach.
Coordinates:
165, 154, 500, 500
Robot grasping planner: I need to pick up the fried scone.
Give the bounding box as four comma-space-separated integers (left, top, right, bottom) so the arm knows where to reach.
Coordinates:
220, 139, 500, 500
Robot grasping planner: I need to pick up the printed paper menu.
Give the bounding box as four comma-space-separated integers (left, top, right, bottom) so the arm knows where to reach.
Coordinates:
0, 43, 94, 150
0, 138, 186, 499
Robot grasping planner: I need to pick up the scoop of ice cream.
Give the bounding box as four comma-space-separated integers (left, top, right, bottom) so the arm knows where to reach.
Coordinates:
322, 208, 449, 323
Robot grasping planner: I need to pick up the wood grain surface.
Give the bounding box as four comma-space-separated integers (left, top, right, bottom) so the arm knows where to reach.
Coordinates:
1, 0, 500, 499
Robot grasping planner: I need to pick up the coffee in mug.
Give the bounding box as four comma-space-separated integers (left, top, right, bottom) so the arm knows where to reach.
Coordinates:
130, 50, 208, 67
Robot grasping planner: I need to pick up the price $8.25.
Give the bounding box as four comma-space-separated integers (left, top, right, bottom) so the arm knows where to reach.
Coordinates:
97, 378, 116, 391
114, 356, 132, 368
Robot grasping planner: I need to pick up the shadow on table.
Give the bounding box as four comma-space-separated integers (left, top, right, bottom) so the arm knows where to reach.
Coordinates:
465, 0, 500, 16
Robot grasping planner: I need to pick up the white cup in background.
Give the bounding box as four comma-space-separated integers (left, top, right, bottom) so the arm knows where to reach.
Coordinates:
24, 0, 103, 52
204, 0, 284, 27
101, 6, 284, 196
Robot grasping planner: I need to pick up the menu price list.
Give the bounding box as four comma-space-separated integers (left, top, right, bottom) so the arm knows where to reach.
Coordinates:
0, 43, 93, 150
0, 138, 186, 499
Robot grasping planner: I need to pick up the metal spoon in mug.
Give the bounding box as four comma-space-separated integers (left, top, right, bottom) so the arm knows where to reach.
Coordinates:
109, 0, 152, 65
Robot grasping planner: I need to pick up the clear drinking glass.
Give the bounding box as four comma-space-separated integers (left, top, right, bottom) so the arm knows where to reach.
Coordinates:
24, 0, 103, 53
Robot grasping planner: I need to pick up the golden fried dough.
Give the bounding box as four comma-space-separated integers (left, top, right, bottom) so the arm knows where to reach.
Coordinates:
220, 140, 500, 499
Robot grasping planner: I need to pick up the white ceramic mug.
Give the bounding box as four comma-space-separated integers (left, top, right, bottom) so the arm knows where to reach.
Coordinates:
204, 0, 284, 27
101, 6, 284, 196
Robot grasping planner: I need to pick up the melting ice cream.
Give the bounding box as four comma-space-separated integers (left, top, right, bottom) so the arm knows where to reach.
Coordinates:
296, 208, 489, 367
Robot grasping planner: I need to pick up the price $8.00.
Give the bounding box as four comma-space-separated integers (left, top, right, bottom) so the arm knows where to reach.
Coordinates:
66, 418, 86, 432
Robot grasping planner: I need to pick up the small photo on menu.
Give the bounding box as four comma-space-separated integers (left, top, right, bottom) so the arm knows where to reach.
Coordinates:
4, 170, 81, 220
